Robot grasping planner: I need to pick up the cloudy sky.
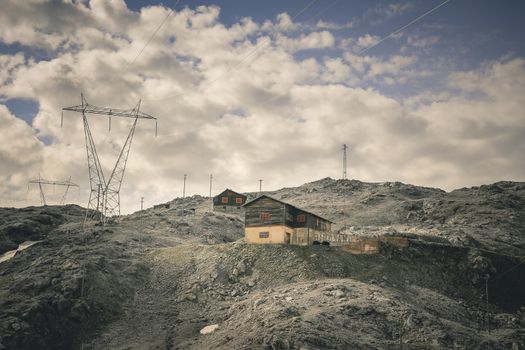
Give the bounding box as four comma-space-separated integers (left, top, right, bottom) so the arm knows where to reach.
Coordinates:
1, 0, 524, 213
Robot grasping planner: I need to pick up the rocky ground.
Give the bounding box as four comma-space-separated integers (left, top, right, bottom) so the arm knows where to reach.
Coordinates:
0, 178, 524, 349
262, 178, 525, 256
0, 205, 86, 255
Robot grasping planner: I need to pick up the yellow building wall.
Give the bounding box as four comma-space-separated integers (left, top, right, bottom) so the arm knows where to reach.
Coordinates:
245, 226, 344, 246
245, 225, 294, 244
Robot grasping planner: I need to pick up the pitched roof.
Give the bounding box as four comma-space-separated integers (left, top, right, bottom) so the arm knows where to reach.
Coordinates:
214, 188, 247, 198
242, 195, 334, 223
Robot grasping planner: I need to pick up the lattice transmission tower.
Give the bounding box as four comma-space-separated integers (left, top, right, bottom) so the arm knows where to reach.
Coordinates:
63, 94, 157, 224
28, 174, 79, 205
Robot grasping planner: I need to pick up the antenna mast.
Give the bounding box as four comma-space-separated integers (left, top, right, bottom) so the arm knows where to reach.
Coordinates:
62, 94, 157, 224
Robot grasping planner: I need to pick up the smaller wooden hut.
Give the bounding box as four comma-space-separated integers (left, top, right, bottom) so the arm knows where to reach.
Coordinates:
213, 189, 247, 213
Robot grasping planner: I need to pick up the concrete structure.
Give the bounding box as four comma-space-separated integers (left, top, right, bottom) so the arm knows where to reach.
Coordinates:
243, 195, 334, 245
342, 235, 410, 254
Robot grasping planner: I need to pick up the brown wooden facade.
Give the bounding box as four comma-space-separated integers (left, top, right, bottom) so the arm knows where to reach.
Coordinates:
243, 195, 333, 245
213, 189, 247, 211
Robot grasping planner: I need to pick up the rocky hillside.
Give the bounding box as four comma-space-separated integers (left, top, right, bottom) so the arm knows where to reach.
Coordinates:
0, 178, 524, 349
0, 205, 86, 255
260, 178, 525, 256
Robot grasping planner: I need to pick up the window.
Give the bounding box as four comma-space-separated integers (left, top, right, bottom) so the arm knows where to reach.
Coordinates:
235, 197, 243, 204
297, 214, 306, 223
285, 212, 293, 221
259, 232, 269, 238
221, 197, 229, 204
260, 212, 271, 220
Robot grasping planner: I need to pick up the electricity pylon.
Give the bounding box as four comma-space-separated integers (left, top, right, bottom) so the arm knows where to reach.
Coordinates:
63, 94, 157, 224
28, 174, 79, 205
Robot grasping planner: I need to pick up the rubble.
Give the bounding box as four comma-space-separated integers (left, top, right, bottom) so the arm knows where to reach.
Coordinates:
0, 179, 524, 349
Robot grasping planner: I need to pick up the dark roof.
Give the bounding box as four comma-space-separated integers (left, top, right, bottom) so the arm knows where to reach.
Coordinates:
214, 188, 247, 198
242, 195, 334, 223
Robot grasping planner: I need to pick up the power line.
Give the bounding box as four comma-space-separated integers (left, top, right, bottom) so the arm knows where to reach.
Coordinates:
126, 0, 181, 68
208, 0, 318, 80
303, 0, 340, 24
357, 0, 452, 55
144, 0, 318, 103
255, 0, 452, 109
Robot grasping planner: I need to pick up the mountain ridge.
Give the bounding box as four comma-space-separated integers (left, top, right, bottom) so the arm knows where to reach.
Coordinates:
0, 178, 524, 349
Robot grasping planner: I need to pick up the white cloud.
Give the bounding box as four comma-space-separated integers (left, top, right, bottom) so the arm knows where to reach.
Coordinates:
363, 1, 414, 25
321, 58, 353, 84
367, 54, 416, 77
262, 12, 298, 32
354, 34, 381, 52
315, 20, 353, 30
277, 31, 335, 52
383, 2, 413, 18
343, 52, 418, 84
276, 12, 296, 31
0, 53, 25, 87
406, 34, 440, 48
0, 1, 523, 213
0, 104, 44, 204
410, 58, 525, 187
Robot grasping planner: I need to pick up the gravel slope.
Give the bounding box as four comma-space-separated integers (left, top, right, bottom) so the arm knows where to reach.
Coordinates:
1, 179, 524, 349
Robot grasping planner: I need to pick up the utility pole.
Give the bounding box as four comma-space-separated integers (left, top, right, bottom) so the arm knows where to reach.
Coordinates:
38, 173, 45, 205
140, 197, 144, 210
259, 179, 263, 193
342, 144, 348, 180
209, 174, 213, 211
183, 174, 187, 198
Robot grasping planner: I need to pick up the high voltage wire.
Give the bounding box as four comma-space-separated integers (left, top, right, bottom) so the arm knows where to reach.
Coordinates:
302, 0, 340, 24
146, 0, 452, 117
255, 0, 453, 109
358, 0, 452, 55
143, 0, 318, 103
211, 0, 318, 85
126, 0, 181, 69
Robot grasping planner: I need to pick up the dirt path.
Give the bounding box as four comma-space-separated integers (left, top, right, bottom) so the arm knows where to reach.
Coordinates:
88, 249, 177, 349
87, 244, 226, 350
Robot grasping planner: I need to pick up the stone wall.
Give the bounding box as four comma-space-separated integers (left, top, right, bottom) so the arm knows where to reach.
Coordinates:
342, 235, 410, 254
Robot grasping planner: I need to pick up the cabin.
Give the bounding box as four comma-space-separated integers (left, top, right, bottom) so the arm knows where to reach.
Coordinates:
243, 195, 333, 245
213, 189, 247, 213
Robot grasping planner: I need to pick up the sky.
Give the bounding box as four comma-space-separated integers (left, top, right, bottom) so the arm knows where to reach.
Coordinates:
1, 0, 525, 213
